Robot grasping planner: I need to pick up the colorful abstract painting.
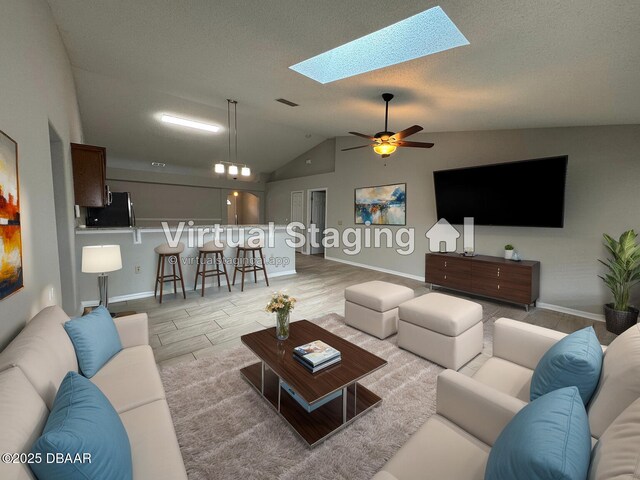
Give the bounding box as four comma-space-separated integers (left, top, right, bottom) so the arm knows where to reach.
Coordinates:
0, 130, 22, 300
355, 183, 406, 225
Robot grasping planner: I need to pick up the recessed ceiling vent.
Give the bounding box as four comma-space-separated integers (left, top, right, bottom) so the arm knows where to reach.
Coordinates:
275, 98, 299, 107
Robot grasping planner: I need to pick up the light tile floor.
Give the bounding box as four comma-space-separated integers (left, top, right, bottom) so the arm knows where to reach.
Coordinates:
110, 253, 617, 369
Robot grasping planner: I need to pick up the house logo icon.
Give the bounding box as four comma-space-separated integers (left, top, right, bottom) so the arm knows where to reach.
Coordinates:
425, 218, 460, 252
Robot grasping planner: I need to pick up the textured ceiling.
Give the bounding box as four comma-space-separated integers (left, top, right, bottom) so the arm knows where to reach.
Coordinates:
47, 0, 640, 173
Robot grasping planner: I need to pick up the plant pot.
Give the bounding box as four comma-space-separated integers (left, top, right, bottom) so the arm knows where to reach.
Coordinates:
504, 250, 514, 260
604, 303, 639, 335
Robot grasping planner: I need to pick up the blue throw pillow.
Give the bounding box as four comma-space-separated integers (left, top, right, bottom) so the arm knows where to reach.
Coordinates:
530, 326, 602, 405
485, 386, 591, 480
30, 371, 132, 480
64, 306, 122, 378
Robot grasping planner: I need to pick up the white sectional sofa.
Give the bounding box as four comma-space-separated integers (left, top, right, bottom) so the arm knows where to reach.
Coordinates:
0, 306, 187, 480
373, 318, 640, 479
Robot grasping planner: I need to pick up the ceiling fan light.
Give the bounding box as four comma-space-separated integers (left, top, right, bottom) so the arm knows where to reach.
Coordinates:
214, 162, 225, 174
373, 143, 397, 155
241, 166, 251, 176
228, 164, 239, 175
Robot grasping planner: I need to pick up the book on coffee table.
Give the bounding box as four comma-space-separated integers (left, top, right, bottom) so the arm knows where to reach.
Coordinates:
294, 354, 341, 373
293, 340, 341, 367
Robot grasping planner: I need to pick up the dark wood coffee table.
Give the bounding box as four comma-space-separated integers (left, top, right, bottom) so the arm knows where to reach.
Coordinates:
240, 320, 387, 447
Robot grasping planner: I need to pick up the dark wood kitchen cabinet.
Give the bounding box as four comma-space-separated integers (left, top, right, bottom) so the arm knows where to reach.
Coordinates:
71, 143, 109, 207
425, 253, 540, 309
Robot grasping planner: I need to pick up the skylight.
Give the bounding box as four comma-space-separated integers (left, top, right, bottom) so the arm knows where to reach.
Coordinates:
289, 6, 469, 84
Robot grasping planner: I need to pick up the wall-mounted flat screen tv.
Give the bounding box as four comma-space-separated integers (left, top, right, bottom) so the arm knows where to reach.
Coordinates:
433, 156, 568, 228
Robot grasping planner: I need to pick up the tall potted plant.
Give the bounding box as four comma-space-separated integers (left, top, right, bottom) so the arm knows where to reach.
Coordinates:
598, 230, 640, 334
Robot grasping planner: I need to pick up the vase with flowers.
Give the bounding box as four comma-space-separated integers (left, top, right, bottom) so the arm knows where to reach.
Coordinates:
266, 291, 297, 340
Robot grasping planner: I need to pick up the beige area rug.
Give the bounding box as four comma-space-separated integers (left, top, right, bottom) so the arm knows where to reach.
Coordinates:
160, 314, 494, 480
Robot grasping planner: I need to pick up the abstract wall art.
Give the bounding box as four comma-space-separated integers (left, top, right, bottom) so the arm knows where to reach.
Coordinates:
0, 130, 23, 300
354, 183, 406, 225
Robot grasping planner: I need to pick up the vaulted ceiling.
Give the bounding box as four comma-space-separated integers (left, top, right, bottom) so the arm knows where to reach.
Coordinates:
47, 0, 640, 174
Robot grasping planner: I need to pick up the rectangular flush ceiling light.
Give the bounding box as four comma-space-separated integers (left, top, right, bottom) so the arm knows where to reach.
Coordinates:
289, 6, 469, 84
161, 114, 220, 132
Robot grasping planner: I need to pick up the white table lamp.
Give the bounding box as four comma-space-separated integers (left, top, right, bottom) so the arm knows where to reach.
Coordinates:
82, 245, 122, 310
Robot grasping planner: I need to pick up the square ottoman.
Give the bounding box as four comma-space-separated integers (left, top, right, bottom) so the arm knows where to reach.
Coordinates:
344, 281, 414, 339
398, 293, 483, 370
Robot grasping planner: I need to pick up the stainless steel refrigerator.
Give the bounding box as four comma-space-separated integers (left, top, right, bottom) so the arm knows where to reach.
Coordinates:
86, 192, 135, 228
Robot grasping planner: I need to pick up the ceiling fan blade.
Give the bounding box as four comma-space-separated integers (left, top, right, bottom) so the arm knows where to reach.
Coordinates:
395, 140, 434, 148
391, 125, 423, 141
348, 131, 376, 141
341, 144, 374, 151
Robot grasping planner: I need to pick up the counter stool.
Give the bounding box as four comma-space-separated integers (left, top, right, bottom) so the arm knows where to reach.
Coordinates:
232, 244, 269, 292
194, 241, 231, 296
154, 243, 186, 303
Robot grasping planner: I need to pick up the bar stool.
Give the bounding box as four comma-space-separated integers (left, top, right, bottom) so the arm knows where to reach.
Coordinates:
232, 242, 269, 292
154, 243, 186, 303
194, 241, 231, 296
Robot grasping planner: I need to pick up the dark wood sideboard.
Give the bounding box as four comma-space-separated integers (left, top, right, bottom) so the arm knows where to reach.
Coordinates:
425, 253, 540, 310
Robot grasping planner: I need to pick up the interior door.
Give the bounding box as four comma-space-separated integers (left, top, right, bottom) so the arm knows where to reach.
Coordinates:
290, 191, 304, 253
310, 190, 326, 255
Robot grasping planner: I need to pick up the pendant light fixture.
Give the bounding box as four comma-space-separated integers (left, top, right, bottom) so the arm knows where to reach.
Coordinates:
214, 99, 251, 177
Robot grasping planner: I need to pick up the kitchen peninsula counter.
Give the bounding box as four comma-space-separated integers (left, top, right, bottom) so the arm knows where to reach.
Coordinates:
75, 224, 295, 306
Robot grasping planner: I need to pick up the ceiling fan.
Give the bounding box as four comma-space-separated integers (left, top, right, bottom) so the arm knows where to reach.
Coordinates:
342, 93, 434, 158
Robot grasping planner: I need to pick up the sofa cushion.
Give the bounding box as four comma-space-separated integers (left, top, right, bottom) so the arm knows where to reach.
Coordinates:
472, 357, 533, 402
120, 400, 188, 480
344, 281, 414, 312
379, 414, 489, 480
0, 367, 49, 480
91, 345, 165, 413
588, 397, 640, 479
485, 386, 591, 480
530, 326, 602, 405
0, 305, 77, 409
398, 293, 483, 336
30, 371, 132, 480
63, 306, 122, 378
587, 324, 640, 439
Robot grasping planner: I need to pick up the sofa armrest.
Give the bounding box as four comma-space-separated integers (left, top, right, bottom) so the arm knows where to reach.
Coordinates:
114, 313, 149, 348
436, 369, 526, 446
493, 318, 568, 370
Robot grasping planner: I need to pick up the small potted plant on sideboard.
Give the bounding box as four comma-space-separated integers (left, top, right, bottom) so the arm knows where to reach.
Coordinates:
504, 244, 515, 260
598, 230, 640, 334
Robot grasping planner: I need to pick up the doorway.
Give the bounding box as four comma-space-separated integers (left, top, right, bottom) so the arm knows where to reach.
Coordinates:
49, 124, 78, 313
290, 191, 304, 253
227, 191, 260, 225
307, 188, 327, 256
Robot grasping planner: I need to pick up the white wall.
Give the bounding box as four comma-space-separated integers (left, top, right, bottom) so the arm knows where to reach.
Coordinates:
269, 138, 335, 182
266, 125, 640, 316
0, 0, 83, 348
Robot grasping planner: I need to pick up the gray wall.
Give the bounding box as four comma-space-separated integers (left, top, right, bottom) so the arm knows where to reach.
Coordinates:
266, 125, 640, 316
108, 180, 225, 227
106, 170, 265, 226
268, 139, 335, 182
0, 0, 83, 349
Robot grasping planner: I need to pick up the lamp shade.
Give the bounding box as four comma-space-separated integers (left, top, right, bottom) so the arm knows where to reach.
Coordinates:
241, 166, 251, 176
228, 164, 239, 175
214, 162, 225, 173
82, 245, 122, 273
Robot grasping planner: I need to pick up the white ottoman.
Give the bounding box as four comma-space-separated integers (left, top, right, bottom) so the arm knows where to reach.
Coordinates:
344, 281, 414, 339
397, 293, 483, 370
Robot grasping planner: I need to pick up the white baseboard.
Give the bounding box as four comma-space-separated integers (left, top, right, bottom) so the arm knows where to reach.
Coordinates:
536, 302, 605, 322
325, 255, 604, 322
80, 269, 297, 307
324, 255, 424, 282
